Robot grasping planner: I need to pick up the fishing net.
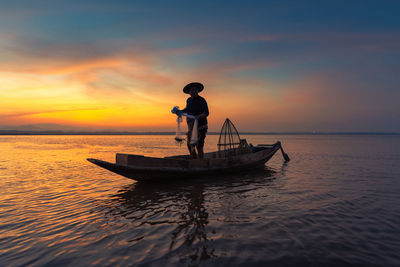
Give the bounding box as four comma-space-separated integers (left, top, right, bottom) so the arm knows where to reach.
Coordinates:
174, 115, 185, 144
172, 106, 198, 145
190, 119, 199, 145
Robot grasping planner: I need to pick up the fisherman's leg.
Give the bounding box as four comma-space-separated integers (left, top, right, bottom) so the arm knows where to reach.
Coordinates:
187, 144, 197, 159
197, 147, 204, 159
189, 146, 198, 159
196, 129, 207, 159
187, 130, 197, 159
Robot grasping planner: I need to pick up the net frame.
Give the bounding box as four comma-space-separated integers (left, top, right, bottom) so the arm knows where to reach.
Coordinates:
217, 118, 242, 155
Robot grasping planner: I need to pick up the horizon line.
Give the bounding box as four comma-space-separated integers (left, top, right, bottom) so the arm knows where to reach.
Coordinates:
0, 130, 399, 136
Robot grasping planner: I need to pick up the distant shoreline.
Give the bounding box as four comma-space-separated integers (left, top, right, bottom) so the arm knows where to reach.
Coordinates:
0, 130, 399, 136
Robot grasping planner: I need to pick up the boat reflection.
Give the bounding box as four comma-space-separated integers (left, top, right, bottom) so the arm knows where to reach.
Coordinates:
105, 167, 276, 264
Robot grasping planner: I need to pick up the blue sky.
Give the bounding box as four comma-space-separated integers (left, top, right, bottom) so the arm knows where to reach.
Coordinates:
0, 0, 399, 132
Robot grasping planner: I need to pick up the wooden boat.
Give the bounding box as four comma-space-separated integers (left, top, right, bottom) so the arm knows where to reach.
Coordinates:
87, 119, 289, 181
87, 141, 289, 181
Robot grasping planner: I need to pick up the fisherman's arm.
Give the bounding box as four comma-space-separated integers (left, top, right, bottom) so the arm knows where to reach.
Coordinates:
180, 99, 190, 113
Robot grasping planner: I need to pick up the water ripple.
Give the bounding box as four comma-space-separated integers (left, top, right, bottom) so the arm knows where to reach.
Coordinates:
1, 135, 400, 266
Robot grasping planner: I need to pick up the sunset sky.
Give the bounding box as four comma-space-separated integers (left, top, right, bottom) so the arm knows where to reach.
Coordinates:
1, 0, 399, 132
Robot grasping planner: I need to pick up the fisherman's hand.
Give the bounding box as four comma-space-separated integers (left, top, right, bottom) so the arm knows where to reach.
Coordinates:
171, 106, 180, 114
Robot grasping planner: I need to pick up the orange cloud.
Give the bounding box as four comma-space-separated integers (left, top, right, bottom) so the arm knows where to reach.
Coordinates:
38, 58, 124, 75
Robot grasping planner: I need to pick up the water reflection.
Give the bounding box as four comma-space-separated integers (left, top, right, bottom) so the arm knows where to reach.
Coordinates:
103, 168, 276, 265
168, 182, 214, 262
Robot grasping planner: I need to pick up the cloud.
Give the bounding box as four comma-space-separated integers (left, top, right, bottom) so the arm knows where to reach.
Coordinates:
1, 23, 399, 131
261, 72, 400, 131
280, 31, 400, 53
0, 34, 178, 103
0, 108, 104, 119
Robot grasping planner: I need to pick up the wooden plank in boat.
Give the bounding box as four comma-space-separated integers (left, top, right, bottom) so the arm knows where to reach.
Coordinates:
188, 158, 210, 169
116, 153, 144, 165
116, 153, 189, 168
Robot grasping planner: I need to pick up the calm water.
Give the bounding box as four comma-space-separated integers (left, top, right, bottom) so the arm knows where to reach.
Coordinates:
1, 135, 400, 266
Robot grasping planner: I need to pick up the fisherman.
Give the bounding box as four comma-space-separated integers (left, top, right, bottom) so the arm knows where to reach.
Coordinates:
180, 82, 209, 159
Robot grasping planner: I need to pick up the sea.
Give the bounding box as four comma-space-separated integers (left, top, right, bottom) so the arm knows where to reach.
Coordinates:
0, 134, 399, 266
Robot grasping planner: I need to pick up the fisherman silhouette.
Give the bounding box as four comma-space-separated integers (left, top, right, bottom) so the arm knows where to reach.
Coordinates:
179, 82, 209, 159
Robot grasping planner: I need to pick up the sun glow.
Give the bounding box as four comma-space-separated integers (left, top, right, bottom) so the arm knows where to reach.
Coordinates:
0, 68, 179, 129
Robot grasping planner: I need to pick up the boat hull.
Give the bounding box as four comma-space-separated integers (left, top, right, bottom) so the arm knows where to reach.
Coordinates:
87, 142, 281, 181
